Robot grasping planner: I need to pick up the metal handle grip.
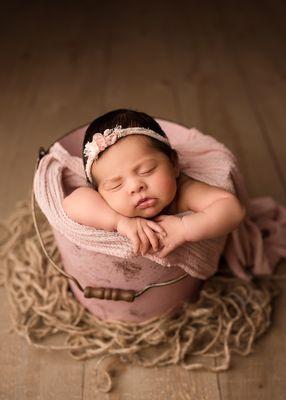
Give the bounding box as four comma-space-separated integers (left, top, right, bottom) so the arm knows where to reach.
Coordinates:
84, 287, 136, 302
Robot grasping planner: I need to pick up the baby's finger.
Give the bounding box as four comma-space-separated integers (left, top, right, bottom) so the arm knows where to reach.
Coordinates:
142, 225, 160, 252
146, 220, 167, 237
156, 247, 169, 259
139, 234, 151, 255
137, 219, 151, 255
131, 234, 140, 256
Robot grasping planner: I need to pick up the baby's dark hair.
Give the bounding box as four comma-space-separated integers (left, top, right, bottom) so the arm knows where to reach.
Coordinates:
82, 108, 178, 187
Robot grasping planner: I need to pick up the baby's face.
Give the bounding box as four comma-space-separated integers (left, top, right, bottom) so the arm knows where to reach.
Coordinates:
91, 135, 179, 218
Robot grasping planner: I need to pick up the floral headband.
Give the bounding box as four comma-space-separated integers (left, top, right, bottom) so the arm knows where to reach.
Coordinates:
83, 125, 170, 183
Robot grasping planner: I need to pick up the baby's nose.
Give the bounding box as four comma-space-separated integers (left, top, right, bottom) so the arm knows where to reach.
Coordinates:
129, 181, 146, 194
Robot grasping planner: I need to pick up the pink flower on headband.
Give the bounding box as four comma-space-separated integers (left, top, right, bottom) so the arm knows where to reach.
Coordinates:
84, 125, 124, 161
93, 133, 108, 152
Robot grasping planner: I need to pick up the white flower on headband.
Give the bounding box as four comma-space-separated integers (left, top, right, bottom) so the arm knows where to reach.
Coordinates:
103, 124, 123, 137
83, 139, 100, 159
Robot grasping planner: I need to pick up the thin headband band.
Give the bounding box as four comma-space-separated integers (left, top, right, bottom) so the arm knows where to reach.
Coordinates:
83, 125, 170, 184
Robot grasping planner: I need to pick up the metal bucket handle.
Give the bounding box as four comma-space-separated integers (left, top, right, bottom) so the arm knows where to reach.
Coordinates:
32, 147, 188, 302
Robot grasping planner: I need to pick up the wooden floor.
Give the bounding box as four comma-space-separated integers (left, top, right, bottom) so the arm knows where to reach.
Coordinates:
0, 0, 286, 398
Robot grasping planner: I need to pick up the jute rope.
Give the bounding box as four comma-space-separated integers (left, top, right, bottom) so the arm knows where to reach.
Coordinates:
0, 198, 280, 393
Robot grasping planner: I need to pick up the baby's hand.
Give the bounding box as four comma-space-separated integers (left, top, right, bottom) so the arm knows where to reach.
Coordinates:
151, 214, 187, 258
116, 216, 167, 256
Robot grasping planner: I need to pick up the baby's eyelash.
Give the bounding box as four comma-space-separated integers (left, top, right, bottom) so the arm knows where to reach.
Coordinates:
110, 184, 121, 190
140, 167, 156, 174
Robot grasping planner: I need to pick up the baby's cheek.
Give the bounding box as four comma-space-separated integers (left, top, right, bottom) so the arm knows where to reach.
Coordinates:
107, 193, 131, 215
105, 194, 119, 208
100, 193, 117, 211
156, 175, 177, 194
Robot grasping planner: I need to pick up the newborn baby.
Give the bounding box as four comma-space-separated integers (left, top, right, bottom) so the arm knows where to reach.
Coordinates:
63, 109, 246, 258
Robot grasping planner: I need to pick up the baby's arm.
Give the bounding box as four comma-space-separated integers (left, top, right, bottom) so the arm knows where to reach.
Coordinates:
180, 179, 246, 242
62, 187, 121, 232
152, 178, 246, 258
62, 187, 166, 255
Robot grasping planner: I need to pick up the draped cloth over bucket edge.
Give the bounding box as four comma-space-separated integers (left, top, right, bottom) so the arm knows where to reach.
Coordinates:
33, 127, 286, 281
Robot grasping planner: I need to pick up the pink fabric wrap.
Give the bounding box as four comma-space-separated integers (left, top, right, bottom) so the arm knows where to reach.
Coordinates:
34, 122, 286, 282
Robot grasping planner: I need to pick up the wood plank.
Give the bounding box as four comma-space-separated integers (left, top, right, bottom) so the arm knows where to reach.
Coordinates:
84, 361, 221, 400
0, 286, 84, 400
169, 1, 286, 399
216, 0, 286, 188
214, 2, 286, 397
167, 0, 285, 200
0, 2, 112, 399
0, 1, 110, 217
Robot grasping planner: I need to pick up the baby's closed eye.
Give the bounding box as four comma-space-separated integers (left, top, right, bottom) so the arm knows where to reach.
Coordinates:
105, 167, 157, 190
140, 166, 156, 175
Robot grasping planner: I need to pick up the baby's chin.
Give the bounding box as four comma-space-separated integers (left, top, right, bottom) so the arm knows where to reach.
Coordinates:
115, 200, 168, 219
133, 206, 164, 219
115, 206, 160, 219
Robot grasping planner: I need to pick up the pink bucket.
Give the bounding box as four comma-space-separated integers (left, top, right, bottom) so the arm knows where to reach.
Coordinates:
35, 118, 204, 322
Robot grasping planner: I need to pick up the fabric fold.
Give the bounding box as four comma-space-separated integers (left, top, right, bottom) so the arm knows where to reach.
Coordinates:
224, 196, 286, 280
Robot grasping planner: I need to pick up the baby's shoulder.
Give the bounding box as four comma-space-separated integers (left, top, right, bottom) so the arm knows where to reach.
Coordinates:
175, 172, 235, 214
175, 173, 195, 213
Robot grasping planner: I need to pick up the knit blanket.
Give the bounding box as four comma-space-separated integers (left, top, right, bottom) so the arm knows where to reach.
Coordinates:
33, 126, 286, 281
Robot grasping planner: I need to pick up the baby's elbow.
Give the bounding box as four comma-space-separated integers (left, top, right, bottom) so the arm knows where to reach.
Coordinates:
62, 193, 82, 223
62, 195, 75, 220
237, 206, 246, 227
226, 194, 246, 226
240, 205, 246, 220
234, 198, 246, 226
